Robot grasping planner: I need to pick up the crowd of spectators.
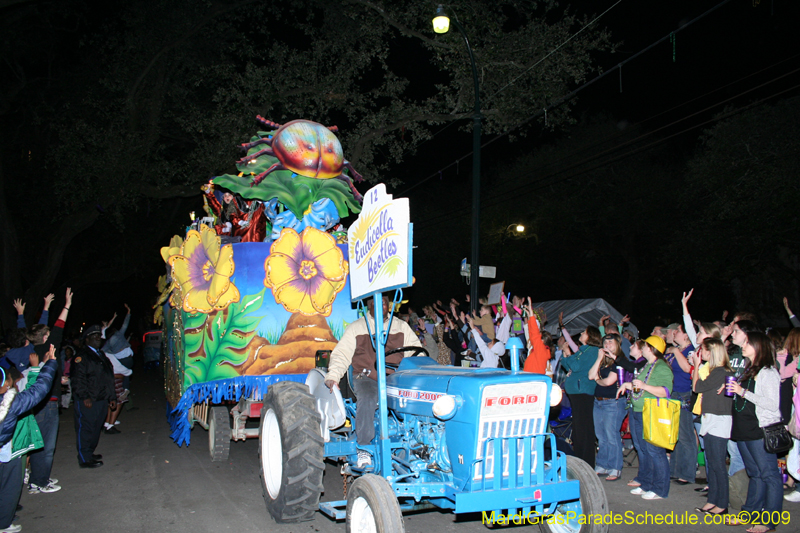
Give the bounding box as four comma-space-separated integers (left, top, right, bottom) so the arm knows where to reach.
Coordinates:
400, 290, 800, 533
0, 291, 136, 533
2, 284, 797, 532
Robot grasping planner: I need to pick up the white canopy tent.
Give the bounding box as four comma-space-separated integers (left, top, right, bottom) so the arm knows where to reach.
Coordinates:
531, 298, 640, 339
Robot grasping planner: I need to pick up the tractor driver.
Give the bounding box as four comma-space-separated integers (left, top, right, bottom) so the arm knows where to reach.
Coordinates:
324, 295, 422, 467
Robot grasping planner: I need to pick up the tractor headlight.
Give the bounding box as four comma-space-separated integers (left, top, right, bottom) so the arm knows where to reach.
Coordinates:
432, 395, 458, 420
550, 385, 563, 406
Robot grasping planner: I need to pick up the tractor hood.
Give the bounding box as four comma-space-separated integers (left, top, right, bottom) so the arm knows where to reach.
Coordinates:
385, 356, 553, 418
385, 357, 455, 417
385, 356, 556, 489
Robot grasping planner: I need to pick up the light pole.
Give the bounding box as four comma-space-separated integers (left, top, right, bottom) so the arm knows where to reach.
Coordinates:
433, 5, 481, 313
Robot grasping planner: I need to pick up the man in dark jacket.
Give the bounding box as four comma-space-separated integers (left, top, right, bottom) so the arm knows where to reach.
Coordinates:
71, 325, 116, 468
0, 346, 57, 532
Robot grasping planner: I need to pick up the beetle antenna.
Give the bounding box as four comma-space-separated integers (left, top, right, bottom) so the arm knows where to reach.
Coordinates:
240, 138, 271, 151
255, 115, 281, 130
237, 148, 272, 164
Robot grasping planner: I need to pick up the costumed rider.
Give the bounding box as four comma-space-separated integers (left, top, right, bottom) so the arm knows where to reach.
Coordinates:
201, 182, 266, 243
324, 295, 421, 468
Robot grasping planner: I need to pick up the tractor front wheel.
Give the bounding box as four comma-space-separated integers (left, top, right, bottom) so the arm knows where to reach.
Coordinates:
539, 456, 608, 533
346, 474, 405, 533
259, 381, 324, 523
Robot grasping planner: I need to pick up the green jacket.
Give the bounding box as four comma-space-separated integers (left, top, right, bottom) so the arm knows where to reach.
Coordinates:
11, 367, 44, 460
631, 359, 674, 412
561, 345, 599, 395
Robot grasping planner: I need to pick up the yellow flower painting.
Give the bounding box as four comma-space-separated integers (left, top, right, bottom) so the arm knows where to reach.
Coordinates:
169, 225, 240, 313
264, 227, 348, 316
160, 234, 184, 263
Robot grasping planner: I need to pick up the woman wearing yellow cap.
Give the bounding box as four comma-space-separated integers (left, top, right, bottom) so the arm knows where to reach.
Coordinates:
617, 335, 674, 500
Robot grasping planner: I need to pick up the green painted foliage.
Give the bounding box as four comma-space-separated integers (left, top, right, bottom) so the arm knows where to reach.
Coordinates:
182, 289, 267, 386
327, 318, 350, 341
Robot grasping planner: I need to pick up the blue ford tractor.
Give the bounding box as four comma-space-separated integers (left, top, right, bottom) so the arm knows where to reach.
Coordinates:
257, 292, 608, 533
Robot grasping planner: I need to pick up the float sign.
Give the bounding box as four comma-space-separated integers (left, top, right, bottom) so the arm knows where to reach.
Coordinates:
348, 184, 412, 301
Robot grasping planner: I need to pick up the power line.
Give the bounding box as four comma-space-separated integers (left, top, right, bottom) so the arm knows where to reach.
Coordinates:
397, 0, 735, 196
384, 1, 623, 176
482, 64, 800, 199
486, 0, 623, 103
413, 80, 800, 231
481, 52, 800, 183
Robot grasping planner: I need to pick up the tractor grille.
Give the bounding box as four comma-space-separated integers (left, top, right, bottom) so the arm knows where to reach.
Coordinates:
474, 382, 548, 481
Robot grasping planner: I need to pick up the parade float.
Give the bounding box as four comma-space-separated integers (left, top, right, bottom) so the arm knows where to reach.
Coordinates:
155, 117, 363, 459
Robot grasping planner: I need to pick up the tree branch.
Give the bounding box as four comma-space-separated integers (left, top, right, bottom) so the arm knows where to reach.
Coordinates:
350, 0, 450, 50
24, 206, 100, 304
0, 0, 39, 12
127, 0, 261, 107
349, 112, 469, 163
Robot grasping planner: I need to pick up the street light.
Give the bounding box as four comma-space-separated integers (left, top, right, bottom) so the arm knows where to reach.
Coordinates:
509, 224, 525, 234
433, 5, 482, 313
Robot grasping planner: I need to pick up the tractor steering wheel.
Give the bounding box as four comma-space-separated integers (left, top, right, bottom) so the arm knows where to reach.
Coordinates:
375, 345, 430, 372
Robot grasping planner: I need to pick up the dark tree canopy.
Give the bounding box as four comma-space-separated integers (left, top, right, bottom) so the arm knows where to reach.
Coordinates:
0, 0, 614, 328
681, 97, 800, 284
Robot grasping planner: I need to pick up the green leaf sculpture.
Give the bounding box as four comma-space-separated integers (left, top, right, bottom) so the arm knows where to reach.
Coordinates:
214, 172, 360, 220
213, 132, 361, 220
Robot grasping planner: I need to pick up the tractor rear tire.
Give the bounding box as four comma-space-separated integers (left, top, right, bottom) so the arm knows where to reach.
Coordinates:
539, 455, 608, 533
208, 406, 231, 462
346, 474, 405, 533
259, 381, 324, 523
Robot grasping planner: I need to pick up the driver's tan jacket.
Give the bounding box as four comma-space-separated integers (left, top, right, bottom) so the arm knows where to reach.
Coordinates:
325, 313, 422, 383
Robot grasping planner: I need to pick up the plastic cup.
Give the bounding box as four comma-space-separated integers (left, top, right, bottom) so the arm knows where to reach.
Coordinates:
724, 376, 736, 397
616, 368, 626, 387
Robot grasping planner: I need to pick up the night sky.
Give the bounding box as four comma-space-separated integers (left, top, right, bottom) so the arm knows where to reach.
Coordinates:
1, 0, 798, 336
397, 0, 800, 324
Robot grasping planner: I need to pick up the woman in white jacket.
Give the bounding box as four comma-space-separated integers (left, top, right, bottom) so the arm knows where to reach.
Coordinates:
726, 331, 783, 532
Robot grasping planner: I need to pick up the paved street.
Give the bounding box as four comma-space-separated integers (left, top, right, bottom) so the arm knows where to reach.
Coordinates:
17, 371, 798, 532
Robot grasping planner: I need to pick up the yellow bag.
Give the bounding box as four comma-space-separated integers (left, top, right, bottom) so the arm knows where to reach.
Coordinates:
643, 397, 681, 450
692, 364, 710, 415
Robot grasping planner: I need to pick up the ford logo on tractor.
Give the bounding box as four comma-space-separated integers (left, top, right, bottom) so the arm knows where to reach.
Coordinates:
484, 394, 539, 407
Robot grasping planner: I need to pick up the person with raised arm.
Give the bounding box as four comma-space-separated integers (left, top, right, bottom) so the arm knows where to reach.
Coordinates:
666, 320, 698, 486
557, 312, 579, 354
783, 297, 800, 328
522, 297, 551, 375
465, 311, 509, 369
27, 288, 72, 495
561, 324, 602, 469
3, 294, 54, 374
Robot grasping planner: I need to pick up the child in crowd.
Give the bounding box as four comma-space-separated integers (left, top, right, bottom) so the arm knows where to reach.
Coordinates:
0, 346, 58, 533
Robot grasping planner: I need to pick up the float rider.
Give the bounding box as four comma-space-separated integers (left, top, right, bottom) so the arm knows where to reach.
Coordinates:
324, 295, 421, 468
